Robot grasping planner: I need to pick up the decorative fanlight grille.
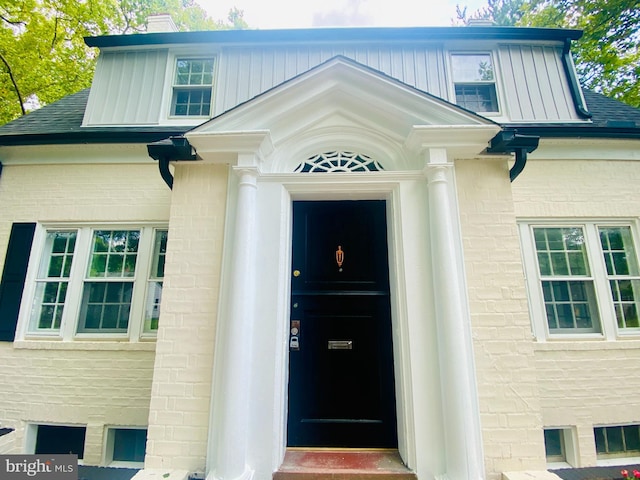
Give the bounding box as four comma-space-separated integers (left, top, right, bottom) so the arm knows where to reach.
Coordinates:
294, 151, 384, 173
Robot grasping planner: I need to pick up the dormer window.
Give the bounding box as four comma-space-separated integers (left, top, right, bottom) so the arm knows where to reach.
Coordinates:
451, 53, 499, 113
171, 58, 215, 117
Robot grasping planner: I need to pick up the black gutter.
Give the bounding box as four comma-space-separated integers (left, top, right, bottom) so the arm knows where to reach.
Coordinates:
504, 125, 640, 139
487, 130, 540, 182
147, 136, 198, 189
0, 129, 190, 147
562, 39, 591, 119
85, 26, 582, 49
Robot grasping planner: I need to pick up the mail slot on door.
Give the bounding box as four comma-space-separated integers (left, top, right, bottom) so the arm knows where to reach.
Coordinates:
328, 340, 353, 350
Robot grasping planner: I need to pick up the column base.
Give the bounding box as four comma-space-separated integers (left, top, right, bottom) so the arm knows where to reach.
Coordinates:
206, 465, 254, 480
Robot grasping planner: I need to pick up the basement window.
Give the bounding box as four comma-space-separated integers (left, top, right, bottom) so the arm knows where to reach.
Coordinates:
34, 424, 86, 459
595, 424, 640, 459
106, 427, 147, 465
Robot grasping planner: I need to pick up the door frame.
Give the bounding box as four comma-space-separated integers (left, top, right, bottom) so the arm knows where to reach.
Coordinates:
276, 178, 422, 463
210, 171, 443, 477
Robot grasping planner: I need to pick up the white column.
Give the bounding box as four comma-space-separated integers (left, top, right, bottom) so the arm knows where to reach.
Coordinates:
211, 165, 258, 480
425, 149, 484, 480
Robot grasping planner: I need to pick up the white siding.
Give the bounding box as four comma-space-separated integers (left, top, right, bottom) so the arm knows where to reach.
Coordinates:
83, 49, 169, 126
498, 44, 578, 122
82, 41, 583, 125
214, 45, 449, 115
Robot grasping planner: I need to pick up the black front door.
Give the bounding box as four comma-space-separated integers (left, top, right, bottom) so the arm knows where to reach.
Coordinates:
287, 200, 397, 448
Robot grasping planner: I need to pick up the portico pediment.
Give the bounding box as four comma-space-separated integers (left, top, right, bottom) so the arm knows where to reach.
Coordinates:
186, 56, 500, 172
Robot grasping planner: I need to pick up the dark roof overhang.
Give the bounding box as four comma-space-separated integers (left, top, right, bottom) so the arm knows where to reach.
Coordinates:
85, 26, 583, 49
0, 128, 190, 146
504, 124, 640, 140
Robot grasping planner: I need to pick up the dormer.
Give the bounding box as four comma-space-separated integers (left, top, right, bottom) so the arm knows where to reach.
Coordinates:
82, 25, 589, 129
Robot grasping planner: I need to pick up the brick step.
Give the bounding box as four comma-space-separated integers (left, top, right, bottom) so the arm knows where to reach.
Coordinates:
273, 449, 417, 480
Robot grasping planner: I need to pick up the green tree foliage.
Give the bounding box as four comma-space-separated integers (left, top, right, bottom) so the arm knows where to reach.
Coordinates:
456, 0, 640, 107
0, 0, 246, 125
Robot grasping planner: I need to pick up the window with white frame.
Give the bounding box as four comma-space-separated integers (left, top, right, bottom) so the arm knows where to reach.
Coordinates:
595, 424, 640, 459
27, 226, 167, 339
520, 223, 640, 338
451, 53, 499, 113
170, 58, 215, 117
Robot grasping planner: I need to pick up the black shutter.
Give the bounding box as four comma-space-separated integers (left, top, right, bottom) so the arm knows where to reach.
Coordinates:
0, 223, 36, 341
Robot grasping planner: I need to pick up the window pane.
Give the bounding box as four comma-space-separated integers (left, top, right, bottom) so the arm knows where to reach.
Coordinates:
31, 231, 77, 333
144, 230, 168, 333
534, 228, 589, 277
78, 281, 132, 333
624, 425, 640, 451
607, 426, 624, 453
88, 230, 139, 279
594, 427, 606, 453
454, 84, 498, 112
452, 54, 494, 82
145, 281, 163, 332
542, 280, 599, 332
35, 425, 86, 459
544, 429, 564, 458
599, 227, 639, 275
113, 429, 147, 462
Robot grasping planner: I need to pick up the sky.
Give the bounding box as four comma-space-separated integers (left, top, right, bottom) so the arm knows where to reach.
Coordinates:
198, 0, 488, 29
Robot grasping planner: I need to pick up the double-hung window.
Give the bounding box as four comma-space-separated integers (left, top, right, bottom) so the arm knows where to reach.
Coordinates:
170, 58, 215, 117
520, 223, 640, 339
451, 53, 499, 113
27, 226, 167, 340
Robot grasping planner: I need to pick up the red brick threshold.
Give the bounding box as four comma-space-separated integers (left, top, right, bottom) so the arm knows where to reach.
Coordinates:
273, 449, 417, 480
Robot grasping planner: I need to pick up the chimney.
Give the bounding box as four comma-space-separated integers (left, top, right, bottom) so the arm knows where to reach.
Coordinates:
466, 18, 496, 26
146, 14, 178, 33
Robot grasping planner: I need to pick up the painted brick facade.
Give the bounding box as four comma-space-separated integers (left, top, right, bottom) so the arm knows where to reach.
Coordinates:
0, 150, 169, 462
145, 163, 228, 473
456, 158, 546, 479
512, 156, 640, 468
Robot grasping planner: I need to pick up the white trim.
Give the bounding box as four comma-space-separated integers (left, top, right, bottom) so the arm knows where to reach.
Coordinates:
16, 223, 167, 344
519, 220, 640, 342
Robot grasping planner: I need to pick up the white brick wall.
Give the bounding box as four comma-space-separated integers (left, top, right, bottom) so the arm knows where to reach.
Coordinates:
144, 163, 228, 473
512, 156, 640, 467
0, 151, 169, 463
456, 158, 546, 479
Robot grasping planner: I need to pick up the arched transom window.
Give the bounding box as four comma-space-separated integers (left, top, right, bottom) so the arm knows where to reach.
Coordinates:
294, 151, 384, 173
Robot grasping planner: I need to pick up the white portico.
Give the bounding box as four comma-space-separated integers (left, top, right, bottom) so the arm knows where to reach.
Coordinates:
170, 56, 502, 480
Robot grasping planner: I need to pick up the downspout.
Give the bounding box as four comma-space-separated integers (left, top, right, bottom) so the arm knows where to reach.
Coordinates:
147, 136, 198, 189
487, 130, 540, 182
562, 38, 592, 119
509, 148, 529, 182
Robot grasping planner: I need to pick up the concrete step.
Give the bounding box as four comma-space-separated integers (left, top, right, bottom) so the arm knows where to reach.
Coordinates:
273, 449, 417, 480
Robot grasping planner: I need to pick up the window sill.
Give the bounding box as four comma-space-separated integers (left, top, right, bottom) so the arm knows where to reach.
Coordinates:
535, 339, 640, 352
13, 340, 156, 351
596, 456, 640, 467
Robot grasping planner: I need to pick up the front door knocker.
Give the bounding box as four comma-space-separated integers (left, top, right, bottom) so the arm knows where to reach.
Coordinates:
336, 245, 344, 272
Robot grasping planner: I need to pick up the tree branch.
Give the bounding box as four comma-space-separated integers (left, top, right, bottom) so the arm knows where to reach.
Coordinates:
0, 52, 26, 116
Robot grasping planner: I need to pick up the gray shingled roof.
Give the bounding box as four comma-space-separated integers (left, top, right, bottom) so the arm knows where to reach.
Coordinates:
0, 86, 637, 146
583, 90, 640, 128
0, 89, 188, 145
